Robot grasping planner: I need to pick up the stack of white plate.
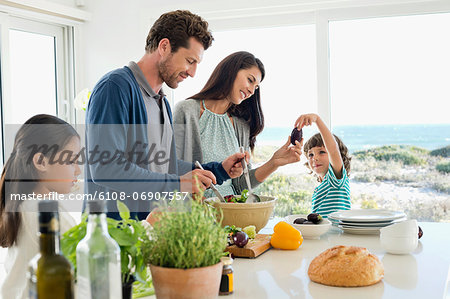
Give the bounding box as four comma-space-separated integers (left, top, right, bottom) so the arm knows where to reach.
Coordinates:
328, 209, 407, 234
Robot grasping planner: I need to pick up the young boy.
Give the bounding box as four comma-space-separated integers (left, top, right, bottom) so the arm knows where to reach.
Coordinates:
295, 113, 351, 217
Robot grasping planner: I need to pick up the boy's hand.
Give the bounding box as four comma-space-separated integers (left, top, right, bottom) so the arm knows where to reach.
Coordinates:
294, 113, 320, 129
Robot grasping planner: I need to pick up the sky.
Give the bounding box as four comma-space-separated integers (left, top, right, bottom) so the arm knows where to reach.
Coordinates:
173, 12, 450, 127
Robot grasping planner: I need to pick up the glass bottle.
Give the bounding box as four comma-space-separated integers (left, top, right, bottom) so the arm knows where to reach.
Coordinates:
28, 200, 74, 299
219, 257, 234, 295
76, 200, 122, 299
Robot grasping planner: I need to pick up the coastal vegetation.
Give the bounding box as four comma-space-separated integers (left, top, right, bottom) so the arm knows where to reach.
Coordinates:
253, 144, 450, 222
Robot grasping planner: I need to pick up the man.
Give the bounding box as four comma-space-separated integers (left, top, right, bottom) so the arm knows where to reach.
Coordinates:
85, 10, 246, 220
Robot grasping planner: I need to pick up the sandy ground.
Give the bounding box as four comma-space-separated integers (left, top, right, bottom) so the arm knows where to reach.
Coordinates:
350, 180, 450, 216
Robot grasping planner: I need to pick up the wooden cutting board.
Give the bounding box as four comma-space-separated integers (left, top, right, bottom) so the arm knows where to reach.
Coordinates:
226, 234, 272, 258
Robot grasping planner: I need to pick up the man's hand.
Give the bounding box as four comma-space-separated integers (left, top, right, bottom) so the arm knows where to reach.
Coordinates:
222, 152, 249, 179
180, 169, 216, 193
146, 208, 163, 226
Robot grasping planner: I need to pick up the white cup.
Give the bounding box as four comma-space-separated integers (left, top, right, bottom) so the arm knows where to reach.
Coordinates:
380, 220, 418, 237
380, 234, 418, 254
380, 220, 418, 254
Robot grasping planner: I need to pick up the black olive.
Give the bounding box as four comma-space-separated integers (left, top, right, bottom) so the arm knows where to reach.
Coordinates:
418, 226, 423, 239
293, 217, 307, 224
290, 128, 303, 145
307, 213, 323, 224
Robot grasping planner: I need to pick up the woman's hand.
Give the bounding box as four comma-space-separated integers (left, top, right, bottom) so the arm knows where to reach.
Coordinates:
270, 136, 302, 167
254, 137, 302, 182
294, 113, 320, 129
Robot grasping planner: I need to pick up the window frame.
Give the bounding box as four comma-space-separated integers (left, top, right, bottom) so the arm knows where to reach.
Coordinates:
0, 13, 75, 165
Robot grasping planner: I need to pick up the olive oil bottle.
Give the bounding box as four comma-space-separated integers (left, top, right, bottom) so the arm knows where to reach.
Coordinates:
76, 200, 122, 299
28, 201, 74, 299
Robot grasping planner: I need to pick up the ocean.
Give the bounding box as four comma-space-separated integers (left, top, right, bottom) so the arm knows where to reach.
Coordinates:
257, 124, 450, 153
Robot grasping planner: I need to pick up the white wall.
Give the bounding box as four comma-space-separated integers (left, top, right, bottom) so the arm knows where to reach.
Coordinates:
78, 0, 449, 89
79, 1, 153, 89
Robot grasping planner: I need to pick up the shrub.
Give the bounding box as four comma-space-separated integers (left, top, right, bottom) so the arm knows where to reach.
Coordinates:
353, 145, 427, 165
252, 145, 278, 163
436, 161, 450, 174
430, 146, 450, 158
361, 199, 379, 209
255, 173, 314, 217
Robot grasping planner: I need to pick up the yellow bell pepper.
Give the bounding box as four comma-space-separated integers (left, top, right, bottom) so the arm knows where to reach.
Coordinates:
270, 221, 303, 250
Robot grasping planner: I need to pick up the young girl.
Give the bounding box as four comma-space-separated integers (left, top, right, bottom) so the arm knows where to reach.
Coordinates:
0, 114, 80, 299
295, 113, 351, 217
174, 51, 302, 197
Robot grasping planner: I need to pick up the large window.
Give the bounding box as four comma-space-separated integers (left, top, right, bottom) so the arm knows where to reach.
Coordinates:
169, 14, 449, 221
0, 16, 71, 164
329, 13, 450, 221
171, 25, 318, 216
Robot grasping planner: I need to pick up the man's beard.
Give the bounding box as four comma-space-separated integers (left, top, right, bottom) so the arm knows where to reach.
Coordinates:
159, 58, 179, 89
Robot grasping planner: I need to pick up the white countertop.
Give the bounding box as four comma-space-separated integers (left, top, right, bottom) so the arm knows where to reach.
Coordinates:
2, 219, 448, 299
145, 221, 450, 299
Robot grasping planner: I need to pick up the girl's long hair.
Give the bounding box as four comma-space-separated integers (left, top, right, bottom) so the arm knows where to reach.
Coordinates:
0, 114, 79, 247
189, 51, 265, 152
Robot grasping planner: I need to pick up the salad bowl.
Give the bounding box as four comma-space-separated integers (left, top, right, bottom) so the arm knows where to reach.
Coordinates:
207, 195, 277, 233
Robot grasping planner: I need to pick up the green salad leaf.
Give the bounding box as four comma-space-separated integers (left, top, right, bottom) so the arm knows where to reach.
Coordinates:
239, 189, 249, 203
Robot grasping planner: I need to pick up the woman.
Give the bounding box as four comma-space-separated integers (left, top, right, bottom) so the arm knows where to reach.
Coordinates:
174, 51, 302, 197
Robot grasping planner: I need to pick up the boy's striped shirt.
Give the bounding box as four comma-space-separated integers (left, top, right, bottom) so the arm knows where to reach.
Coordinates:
312, 164, 351, 217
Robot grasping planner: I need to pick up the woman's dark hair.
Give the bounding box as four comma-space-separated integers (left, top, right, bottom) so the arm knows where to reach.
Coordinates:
189, 51, 265, 151
146, 10, 214, 53
303, 133, 351, 181
0, 114, 79, 247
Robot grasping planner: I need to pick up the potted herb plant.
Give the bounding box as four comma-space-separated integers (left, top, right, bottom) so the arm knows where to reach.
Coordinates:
61, 201, 153, 299
142, 199, 228, 299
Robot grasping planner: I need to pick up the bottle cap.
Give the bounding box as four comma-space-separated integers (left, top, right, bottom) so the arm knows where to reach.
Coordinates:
220, 256, 233, 266
38, 200, 58, 212
86, 200, 106, 214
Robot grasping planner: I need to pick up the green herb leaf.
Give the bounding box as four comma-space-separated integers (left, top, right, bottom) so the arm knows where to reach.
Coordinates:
141, 200, 228, 269
108, 225, 136, 246
117, 200, 130, 220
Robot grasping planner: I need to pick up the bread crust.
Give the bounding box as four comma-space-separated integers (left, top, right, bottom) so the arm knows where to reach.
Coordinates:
308, 245, 384, 287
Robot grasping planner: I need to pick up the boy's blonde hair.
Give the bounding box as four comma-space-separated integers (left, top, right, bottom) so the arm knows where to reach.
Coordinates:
303, 133, 351, 180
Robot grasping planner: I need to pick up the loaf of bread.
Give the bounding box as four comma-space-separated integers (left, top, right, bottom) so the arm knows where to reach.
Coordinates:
308, 245, 384, 287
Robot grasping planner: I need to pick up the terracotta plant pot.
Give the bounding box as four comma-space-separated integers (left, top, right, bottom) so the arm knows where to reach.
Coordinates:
150, 262, 223, 299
